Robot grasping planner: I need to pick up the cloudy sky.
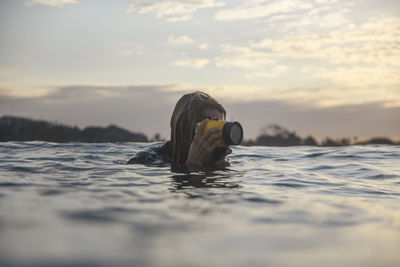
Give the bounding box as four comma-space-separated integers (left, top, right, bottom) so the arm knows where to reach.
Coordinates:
0, 0, 399, 140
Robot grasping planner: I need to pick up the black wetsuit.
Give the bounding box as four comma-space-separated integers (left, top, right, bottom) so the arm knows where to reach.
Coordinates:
127, 141, 228, 172
127, 141, 172, 165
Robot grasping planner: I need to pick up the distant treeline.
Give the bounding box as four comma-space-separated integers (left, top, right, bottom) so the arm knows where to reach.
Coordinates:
0, 116, 147, 143
0, 116, 398, 145
243, 124, 398, 146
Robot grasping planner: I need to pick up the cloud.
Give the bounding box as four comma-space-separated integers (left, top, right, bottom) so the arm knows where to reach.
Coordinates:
196, 84, 327, 106
126, 0, 225, 22
121, 47, 143, 56
0, 65, 10, 75
1, 84, 399, 140
314, 0, 338, 4
199, 43, 209, 50
113, 42, 144, 57
187, 77, 399, 109
214, 17, 400, 91
0, 84, 57, 98
171, 58, 210, 68
168, 35, 194, 46
214, 0, 312, 21
215, 44, 275, 69
304, 66, 400, 87
46, 84, 185, 102
251, 17, 400, 66
120, 49, 142, 56
245, 65, 288, 78
262, 4, 351, 27
0, 83, 186, 102
283, 10, 351, 28
24, 0, 79, 7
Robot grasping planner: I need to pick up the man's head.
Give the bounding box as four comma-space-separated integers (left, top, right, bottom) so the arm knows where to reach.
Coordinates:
170, 91, 226, 167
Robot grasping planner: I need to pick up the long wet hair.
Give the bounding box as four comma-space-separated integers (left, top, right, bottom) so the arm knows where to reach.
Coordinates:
170, 91, 226, 169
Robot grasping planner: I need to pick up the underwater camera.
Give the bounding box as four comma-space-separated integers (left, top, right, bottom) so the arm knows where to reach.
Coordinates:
197, 119, 243, 159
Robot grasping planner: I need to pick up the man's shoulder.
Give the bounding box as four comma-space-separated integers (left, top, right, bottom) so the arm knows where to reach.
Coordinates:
127, 141, 171, 165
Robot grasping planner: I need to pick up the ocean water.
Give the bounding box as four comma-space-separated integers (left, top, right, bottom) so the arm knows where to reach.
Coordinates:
0, 142, 399, 267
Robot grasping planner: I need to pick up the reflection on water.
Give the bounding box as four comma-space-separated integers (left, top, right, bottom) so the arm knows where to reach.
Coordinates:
170, 170, 243, 190
0, 142, 399, 267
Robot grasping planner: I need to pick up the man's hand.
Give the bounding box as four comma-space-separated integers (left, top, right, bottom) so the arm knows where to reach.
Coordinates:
211, 148, 232, 169
185, 119, 223, 171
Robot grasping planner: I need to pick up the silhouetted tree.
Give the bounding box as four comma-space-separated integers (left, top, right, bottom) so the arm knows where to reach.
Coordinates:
255, 124, 302, 146
321, 137, 350, 146
0, 116, 147, 143
357, 137, 394, 145
303, 136, 319, 146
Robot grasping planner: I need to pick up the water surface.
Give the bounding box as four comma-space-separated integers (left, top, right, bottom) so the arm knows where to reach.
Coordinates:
0, 142, 399, 266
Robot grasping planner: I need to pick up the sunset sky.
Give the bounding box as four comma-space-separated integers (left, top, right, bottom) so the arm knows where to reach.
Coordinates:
1, 0, 399, 140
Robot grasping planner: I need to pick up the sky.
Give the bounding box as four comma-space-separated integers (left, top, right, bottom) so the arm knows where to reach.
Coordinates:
0, 0, 399, 141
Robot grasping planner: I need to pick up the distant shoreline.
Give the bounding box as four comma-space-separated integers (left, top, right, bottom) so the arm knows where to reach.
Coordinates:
242, 124, 399, 146
1, 115, 398, 146
0, 115, 147, 143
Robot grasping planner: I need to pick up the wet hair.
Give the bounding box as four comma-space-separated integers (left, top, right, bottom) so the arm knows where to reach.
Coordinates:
170, 91, 226, 169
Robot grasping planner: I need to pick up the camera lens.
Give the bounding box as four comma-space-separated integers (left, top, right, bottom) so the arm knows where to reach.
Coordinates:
230, 124, 242, 145
222, 122, 243, 145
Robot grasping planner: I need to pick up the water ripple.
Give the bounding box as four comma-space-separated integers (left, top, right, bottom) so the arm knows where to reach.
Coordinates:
1, 142, 399, 267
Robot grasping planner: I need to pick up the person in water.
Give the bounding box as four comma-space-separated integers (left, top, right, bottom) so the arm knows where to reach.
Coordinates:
128, 91, 231, 171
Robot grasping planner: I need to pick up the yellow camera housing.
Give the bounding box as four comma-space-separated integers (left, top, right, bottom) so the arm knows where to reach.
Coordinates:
197, 120, 243, 147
